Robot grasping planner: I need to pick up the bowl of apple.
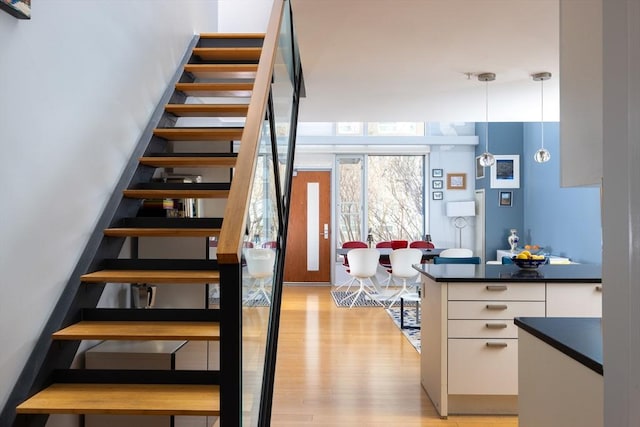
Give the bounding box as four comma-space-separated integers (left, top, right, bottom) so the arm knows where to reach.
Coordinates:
512, 251, 548, 269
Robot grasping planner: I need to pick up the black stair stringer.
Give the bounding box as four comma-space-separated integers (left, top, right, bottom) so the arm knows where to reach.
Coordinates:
0, 35, 202, 427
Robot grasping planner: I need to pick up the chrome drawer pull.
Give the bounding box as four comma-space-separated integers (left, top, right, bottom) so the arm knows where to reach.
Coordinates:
485, 322, 508, 329
486, 285, 508, 291
486, 342, 508, 348
596, 285, 603, 292
486, 304, 508, 310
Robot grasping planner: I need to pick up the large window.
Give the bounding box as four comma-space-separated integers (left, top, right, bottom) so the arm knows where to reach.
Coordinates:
336, 155, 425, 246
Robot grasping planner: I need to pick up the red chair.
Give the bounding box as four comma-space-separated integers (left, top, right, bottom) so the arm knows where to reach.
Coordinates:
410, 240, 435, 263
376, 241, 394, 288
409, 240, 435, 249
335, 241, 368, 291
390, 240, 408, 250
261, 241, 278, 249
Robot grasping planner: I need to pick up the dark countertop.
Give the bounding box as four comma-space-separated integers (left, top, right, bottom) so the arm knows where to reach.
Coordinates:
514, 317, 603, 375
414, 263, 601, 283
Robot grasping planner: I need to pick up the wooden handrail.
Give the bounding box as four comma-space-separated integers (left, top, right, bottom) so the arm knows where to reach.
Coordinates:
216, 0, 285, 265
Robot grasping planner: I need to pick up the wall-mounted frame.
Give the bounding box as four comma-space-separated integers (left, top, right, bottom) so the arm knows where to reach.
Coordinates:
499, 191, 513, 207
0, 0, 31, 19
447, 173, 466, 190
432, 191, 443, 200
475, 156, 485, 179
432, 179, 443, 189
490, 155, 520, 189
432, 168, 443, 178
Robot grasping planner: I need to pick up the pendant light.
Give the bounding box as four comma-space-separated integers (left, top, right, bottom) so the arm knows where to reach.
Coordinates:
477, 73, 496, 167
532, 72, 552, 163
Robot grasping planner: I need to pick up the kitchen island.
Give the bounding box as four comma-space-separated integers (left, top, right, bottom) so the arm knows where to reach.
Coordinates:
415, 263, 602, 417
514, 317, 602, 427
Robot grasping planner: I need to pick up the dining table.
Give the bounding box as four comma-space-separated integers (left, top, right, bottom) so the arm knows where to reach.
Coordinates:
336, 247, 448, 293
336, 246, 447, 261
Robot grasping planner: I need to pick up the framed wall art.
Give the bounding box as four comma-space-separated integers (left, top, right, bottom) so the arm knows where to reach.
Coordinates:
475, 156, 485, 179
432, 168, 443, 178
0, 0, 31, 19
490, 155, 520, 189
432, 191, 443, 200
447, 173, 466, 190
432, 179, 443, 189
499, 191, 513, 207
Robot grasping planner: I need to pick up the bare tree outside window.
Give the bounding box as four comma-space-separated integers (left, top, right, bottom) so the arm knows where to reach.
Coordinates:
337, 158, 362, 244
367, 156, 424, 242
336, 155, 425, 246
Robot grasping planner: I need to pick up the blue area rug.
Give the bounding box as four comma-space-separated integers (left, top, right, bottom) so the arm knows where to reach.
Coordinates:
385, 306, 421, 353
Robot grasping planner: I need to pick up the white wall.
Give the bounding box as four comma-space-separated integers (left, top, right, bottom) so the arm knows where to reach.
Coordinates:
218, 0, 273, 32
428, 145, 478, 249
0, 0, 218, 411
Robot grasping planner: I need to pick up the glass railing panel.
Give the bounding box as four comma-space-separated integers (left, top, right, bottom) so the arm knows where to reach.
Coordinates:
242, 118, 279, 426
272, 0, 296, 199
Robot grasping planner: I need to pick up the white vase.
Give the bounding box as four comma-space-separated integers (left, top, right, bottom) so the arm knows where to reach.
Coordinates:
508, 229, 519, 252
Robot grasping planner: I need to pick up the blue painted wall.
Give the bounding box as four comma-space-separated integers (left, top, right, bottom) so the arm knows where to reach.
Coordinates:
476, 122, 602, 264
523, 122, 602, 263
476, 122, 525, 259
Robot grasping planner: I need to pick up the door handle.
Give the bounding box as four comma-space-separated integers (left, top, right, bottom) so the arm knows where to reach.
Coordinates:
322, 224, 329, 239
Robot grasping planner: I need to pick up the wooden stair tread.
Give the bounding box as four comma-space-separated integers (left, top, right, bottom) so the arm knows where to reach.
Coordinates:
16, 383, 219, 416
199, 33, 264, 39
104, 227, 221, 237
123, 189, 229, 199
184, 63, 257, 79
153, 127, 243, 141
164, 104, 249, 117
139, 156, 237, 167
193, 47, 261, 61
176, 83, 253, 97
81, 270, 220, 284
53, 321, 220, 341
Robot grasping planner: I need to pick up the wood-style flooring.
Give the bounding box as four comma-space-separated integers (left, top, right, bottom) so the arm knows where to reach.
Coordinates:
270, 286, 519, 426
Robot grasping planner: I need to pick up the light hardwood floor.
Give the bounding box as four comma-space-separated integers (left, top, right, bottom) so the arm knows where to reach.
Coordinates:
270, 285, 519, 426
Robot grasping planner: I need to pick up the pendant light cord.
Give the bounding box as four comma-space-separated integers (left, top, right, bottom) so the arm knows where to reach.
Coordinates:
485, 79, 489, 152
540, 77, 545, 149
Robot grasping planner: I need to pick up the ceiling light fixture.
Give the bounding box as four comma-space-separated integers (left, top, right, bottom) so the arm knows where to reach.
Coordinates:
532, 72, 552, 163
477, 73, 496, 167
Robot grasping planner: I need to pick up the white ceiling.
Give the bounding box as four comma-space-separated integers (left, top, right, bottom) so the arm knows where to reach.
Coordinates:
290, 0, 560, 123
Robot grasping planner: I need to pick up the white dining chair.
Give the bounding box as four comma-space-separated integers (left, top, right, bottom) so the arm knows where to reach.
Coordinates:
387, 248, 423, 308
439, 248, 473, 258
244, 248, 276, 304
339, 248, 383, 308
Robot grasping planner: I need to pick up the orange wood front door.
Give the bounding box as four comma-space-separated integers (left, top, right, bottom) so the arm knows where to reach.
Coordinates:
284, 170, 332, 283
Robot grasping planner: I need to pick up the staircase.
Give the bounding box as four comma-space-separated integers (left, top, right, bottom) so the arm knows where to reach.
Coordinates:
8, 33, 264, 427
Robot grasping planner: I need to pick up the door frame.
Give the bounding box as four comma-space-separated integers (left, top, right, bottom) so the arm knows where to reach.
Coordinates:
284, 168, 333, 284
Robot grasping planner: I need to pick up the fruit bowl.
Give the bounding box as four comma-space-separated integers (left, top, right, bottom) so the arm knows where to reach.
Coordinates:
511, 256, 548, 270
521, 245, 545, 255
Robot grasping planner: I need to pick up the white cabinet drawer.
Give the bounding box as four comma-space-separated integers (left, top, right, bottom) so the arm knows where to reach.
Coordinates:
448, 319, 518, 338
546, 283, 603, 317
448, 282, 545, 301
448, 338, 518, 395
448, 300, 546, 320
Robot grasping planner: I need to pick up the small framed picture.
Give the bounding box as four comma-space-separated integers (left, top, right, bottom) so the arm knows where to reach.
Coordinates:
432, 191, 443, 200
432, 180, 443, 189
475, 156, 485, 179
499, 191, 513, 207
447, 173, 467, 190
432, 168, 443, 178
